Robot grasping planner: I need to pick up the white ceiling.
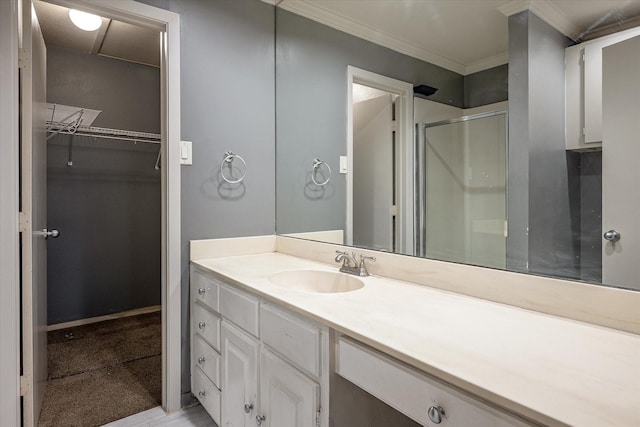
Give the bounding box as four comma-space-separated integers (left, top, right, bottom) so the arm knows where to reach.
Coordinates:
33, 0, 160, 67
276, 0, 640, 74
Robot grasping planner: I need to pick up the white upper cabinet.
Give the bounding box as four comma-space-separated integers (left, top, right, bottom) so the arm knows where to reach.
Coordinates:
566, 27, 640, 150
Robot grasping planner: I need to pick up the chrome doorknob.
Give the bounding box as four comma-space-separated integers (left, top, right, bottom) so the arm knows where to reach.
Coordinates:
256, 415, 266, 425
244, 403, 253, 413
198, 357, 205, 364
37, 228, 60, 239
427, 405, 445, 424
603, 230, 621, 242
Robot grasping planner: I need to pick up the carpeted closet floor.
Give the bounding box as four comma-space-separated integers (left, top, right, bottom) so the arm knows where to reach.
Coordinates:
38, 311, 162, 427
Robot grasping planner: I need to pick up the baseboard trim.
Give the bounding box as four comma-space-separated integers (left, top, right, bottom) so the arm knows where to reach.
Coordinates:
47, 305, 162, 331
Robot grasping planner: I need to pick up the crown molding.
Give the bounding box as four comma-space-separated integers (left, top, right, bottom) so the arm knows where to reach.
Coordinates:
465, 52, 509, 75
498, 0, 580, 38
277, 0, 468, 75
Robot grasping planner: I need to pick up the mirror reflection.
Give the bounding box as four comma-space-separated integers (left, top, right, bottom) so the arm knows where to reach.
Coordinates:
275, 0, 640, 291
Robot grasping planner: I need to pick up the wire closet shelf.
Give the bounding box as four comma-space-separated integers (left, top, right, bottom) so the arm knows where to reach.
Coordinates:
45, 103, 161, 144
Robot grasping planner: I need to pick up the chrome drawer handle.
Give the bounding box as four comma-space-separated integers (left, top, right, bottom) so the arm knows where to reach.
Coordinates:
244, 403, 253, 413
198, 288, 206, 295
428, 405, 445, 424
198, 322, 206, 329
198, 357, 205, 364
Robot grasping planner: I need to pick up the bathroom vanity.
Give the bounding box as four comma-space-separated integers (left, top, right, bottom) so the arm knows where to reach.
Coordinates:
190, 236, 640, 427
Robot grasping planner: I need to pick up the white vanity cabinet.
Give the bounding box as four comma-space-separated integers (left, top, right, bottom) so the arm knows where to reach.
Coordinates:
337, 336, 532, 427
190, 266, 329, 427
565, 26, 640, 150
190, 269, 223, 424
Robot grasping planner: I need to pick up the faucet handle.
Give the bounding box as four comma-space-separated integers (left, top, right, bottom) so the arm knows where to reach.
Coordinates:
360, 254, 376, 264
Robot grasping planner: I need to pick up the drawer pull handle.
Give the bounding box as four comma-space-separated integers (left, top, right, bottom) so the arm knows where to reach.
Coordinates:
198, 288, 206, 295
244, 403, 253, 413
427, 405, 445, 424
256, 415, 266, 425
198, 391, 206, 398
198, 357, 205, 364
198, 322, 206, 329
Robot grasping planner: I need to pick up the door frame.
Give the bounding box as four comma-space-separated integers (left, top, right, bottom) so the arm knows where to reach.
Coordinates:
0, 0, 183, 422
346, 66, 414, 253
0, 1, 22, 425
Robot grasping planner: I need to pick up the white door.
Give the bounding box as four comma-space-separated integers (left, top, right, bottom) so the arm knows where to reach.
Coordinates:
602, 35, 640, 290
353, 94, 394, 252
20, 1, 49, 426
221, 321, 259, 427
258, 350, 319, 427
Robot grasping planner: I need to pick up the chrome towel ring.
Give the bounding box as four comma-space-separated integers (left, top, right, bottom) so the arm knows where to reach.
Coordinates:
312, 158, 331, 186
221, 150, 247, 184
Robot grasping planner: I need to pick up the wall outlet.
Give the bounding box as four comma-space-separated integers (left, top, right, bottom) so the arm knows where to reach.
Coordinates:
180, 141, 192, 165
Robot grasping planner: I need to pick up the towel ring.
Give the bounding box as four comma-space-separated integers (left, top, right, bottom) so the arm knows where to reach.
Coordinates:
312, 158, 331, 186
220, 151, 247, 184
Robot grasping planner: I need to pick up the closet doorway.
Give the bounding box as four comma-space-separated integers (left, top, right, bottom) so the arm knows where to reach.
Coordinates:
20, 1, 180, 425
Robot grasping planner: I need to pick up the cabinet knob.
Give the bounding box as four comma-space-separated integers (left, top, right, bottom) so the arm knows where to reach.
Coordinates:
198, 357, 205, 364
244, 403, 253, 413
256, 415, 266, 425
198, 288, 206, 295
198, 391, 206, 398
427, 405, 445, 424
603, 229, 621, 242
198, 321, 206, 329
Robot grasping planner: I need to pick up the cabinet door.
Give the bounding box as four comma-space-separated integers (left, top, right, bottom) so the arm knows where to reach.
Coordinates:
222, 321, 259, 427
259, 349, 320, 427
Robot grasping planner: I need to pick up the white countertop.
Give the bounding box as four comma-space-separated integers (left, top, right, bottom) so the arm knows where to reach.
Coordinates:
193, 252, 640, 427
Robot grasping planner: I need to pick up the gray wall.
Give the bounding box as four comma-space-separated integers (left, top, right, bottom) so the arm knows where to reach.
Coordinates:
135, 0, 276, 395
275, 9, 465, 236
464, 64, 509, 108
507, 12, 578, 278
566, 150, 602, 282
47, 46, 161, 324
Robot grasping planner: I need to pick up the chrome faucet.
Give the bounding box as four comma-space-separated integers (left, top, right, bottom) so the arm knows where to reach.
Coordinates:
335, 250, 376, 277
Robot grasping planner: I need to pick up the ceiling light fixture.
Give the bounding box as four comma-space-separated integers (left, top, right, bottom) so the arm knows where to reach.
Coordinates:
68, 9, 102, 32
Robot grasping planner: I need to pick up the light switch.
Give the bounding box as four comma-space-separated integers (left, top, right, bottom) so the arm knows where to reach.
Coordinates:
339, 156, 348, 174
180, 140, 192, 165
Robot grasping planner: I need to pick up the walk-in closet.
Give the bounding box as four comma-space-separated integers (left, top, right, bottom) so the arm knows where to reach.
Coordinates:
34, 1, 163, 424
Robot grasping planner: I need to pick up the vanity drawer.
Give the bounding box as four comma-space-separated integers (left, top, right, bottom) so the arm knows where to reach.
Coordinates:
220, 284, 259, 337
193, 301, 221, 350
193, 365, 221, 425
260, 304, 321, 378
191, 268, 220, 312
337, 337, 530, 427
193, 334, 221, 388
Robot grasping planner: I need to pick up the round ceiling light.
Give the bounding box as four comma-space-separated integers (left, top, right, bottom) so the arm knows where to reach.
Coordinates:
68, 9, 102, 32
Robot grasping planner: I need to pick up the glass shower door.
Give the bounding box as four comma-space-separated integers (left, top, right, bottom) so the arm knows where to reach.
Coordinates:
415, 112, 507, 269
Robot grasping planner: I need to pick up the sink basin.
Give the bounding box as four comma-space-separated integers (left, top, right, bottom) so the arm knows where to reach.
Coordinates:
268, 270, 364, 293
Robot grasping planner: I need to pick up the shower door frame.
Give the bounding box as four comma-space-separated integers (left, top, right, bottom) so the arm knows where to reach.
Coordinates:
416, 109, 509, 264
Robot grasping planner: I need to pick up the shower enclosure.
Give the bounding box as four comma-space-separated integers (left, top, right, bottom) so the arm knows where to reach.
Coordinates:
414, 111, 508, 270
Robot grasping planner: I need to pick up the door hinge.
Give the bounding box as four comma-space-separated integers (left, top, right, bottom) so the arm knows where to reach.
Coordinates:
391, 120, 398, 132
18, 49, 30, 69
20, 375, 31, 396
390, 205, 398, 216
316, 409, 321, 427
18, 212, 29, 233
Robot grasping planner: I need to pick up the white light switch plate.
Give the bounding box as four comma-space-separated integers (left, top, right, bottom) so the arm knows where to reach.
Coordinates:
340, 156, 348, 174
180, 141, 192, 165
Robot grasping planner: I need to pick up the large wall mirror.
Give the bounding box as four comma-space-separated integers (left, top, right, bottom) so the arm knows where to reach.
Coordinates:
275, 0, 640, 291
